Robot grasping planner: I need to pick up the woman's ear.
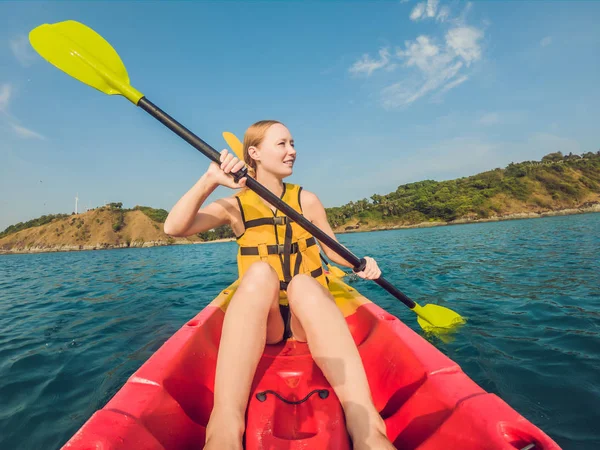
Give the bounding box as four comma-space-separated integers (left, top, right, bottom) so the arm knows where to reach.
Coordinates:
247, 145, 260, 163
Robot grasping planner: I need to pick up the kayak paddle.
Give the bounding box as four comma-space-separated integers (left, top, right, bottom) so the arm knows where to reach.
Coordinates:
29, 20, 465, 333
222, 130, 465, 333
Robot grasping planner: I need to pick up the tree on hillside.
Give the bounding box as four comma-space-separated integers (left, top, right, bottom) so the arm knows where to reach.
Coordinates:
371, 194, 384, 205
542, 152, 563, 162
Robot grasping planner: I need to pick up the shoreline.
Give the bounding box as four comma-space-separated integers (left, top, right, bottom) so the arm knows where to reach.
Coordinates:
335, 203, 600, 234
0, 237, 236, 256
1, 206, 598, 256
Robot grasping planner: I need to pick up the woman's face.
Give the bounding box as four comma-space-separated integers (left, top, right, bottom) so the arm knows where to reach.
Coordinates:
250, 123, 297, 178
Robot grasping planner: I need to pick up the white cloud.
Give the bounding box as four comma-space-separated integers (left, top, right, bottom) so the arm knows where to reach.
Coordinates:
426, 0, 439, 18
0, 83, 45, 139
436, 6, 450, 22
454, 2, 473, 27
439, 74, 469, 94
350, 1, 484, 109
0, 83, 12, 111
411, 0, 443, 21
381, 26, 483, 107
540, 36, 552, 47
478, 112, 500, 126
398, 35, 444, 72
349, 48, 391, 76
381, 82, 419, 109
382, 63, 464, 108
9, 35, 37, 67
10, 123, 46, 140
446, 27, 483, 64
410, 2, 426, 21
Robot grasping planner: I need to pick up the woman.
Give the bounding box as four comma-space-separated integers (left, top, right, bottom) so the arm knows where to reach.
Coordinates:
164, 120, 395, 450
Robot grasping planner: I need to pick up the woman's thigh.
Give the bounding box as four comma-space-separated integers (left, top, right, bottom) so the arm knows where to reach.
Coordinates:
234, 261, 285, 345
286, 275, 336, 342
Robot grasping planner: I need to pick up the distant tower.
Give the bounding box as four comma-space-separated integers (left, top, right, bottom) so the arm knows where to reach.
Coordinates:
75, 193, 79, 214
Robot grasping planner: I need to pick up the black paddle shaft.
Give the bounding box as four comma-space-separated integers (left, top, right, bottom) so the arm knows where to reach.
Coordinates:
137, 97, 417, 310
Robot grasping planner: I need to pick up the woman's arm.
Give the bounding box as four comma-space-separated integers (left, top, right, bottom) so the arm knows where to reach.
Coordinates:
163, 174, 228, 237
301, 190, 381, 279
164, 150, 246, 237
300, 190, 348, 266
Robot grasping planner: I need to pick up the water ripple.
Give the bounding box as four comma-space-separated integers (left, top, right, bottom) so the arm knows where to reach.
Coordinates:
0, 215, 599, 449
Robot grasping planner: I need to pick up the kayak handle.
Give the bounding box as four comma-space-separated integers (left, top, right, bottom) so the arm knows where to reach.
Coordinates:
256, 389, 329, 405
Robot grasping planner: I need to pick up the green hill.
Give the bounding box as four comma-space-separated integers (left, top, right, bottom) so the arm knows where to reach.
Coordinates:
326, 151, 600, 230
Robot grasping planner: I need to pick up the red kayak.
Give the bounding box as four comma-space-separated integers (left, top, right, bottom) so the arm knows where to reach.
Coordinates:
62, 273, 560, 449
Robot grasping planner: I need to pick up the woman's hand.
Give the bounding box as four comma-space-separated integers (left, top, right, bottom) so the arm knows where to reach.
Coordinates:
206, 149, 247, 189
354, 256, 381, 280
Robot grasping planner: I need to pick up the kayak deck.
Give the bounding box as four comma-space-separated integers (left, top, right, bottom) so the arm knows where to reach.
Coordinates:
63, 276, 560, 449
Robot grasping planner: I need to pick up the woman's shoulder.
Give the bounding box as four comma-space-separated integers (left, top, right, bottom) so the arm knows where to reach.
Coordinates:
299, 188, 324, 211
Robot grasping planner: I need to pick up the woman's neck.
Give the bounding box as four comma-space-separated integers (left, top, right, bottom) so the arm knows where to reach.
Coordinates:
256, 170, 285, 197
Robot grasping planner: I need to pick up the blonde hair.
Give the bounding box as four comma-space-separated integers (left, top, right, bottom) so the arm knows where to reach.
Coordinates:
243, 120, 284, 178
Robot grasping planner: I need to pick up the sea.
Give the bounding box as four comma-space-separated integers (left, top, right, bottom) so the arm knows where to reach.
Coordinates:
1, 213, 598, 449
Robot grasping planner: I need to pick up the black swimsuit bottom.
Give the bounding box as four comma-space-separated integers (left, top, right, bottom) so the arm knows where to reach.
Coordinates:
279, 304, 293, 340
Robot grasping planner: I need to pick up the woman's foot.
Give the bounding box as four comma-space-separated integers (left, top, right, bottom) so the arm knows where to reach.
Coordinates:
204, 411, 244, 450
346, 406, 396, 450
204, 434, 243, 450
354, 430, 397, 450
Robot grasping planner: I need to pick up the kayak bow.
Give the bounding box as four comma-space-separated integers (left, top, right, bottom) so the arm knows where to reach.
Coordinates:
62, 272, 559, 449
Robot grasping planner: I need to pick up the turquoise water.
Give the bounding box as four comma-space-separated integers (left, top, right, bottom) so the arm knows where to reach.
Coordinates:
1, 213, 599, 449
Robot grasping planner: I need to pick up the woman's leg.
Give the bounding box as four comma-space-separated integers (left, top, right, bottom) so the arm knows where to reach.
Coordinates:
205, 261, 283, 450
286, 274, 396, 450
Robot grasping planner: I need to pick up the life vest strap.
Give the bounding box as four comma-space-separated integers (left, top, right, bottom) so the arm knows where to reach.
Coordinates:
245, 216, 294, 229
240, 237, 317, 256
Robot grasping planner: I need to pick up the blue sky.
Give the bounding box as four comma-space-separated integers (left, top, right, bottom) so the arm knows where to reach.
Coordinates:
1, 1, 599, 231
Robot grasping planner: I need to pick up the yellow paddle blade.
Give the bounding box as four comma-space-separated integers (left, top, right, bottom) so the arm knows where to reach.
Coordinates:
327, 264, 348, 278
413, 303, 466, 333
222, 131, 244, 160
29, 20, 143, 104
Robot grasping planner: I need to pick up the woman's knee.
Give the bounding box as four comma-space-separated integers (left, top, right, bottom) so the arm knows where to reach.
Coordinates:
287, 274, 327, 294
237, 261, 279, 298
242, 261, 278, 284
287, 274, 331, 311
244, 261, 278, 278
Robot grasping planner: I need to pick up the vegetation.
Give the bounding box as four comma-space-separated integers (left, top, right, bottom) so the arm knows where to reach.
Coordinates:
197, 225, 235, 241
112, 208, 125, 232
0, 214, 69, 239
134, 206, 169, 223
75, 220, 91, 241
325, 151, 600, 228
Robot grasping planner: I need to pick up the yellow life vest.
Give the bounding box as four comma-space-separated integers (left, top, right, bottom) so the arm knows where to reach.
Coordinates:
235, 183, 327, 303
